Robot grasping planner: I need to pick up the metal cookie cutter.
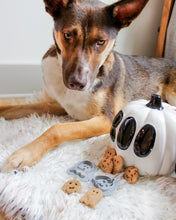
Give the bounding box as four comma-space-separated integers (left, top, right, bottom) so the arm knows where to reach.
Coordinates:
67, 160, 97, 182
92, 175, 118, 196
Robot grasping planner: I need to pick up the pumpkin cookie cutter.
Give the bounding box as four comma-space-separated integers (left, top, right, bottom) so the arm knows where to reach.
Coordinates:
67, 160, 118, 196
92, 175, 118, 196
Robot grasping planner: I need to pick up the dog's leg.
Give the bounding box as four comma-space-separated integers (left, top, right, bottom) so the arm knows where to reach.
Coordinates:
0, 101, 66, 120
2, 115, 111, 172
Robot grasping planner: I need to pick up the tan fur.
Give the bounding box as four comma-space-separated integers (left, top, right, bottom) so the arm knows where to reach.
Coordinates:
88, 89, 107, 117
159, 70, 176, 106
103, 52, 115, 74
2, 115, 111, 172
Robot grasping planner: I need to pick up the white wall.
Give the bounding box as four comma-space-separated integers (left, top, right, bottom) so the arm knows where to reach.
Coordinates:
0, 0, 164, 96
115, 0, 165, 56
0, 0, 53, 65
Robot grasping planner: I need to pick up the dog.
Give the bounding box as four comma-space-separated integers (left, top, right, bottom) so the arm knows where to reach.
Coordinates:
1, 0, 176, 172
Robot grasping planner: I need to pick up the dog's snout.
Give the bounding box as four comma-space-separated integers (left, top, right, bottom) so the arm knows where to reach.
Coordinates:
67, 66, 88, 91
68, 75, 87, 90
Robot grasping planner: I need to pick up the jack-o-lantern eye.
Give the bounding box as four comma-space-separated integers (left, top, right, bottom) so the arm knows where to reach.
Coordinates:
134, 124, 156, 157
117, 117, 136, 150
112, 111, 123, 127
110, 127, 116, 142
110, 111, 124, 142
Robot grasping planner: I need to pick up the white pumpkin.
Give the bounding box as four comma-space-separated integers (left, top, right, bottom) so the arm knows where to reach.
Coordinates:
110, 94, 176, 176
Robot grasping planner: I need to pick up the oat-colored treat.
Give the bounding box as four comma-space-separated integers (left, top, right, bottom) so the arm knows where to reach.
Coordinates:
62, 178, 82, 195
104, 147, 116, 158
98, 157, 113, 173
79, 188, 103, 208
124, 166, 139, 184
112, 155, 124, 174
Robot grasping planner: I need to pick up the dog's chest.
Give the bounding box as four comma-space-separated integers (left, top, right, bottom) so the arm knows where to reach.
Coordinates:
43, 57, 91, 120
59, 89, 91, 120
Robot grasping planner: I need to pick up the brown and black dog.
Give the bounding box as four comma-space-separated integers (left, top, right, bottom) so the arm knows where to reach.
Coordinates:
1, 0, 176, 172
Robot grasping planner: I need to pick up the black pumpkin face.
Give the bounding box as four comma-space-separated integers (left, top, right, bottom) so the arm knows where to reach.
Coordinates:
134, 124, 156, 157
117, 117, 136, 151
110, 94, 176, 175
110, 110, 123, 142
111, 112, 155, 158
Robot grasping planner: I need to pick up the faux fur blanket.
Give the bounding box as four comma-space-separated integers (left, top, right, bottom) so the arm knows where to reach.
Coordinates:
0, 93, 176, 220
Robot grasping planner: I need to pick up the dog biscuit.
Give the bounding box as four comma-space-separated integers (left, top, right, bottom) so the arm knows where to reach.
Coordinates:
104, 147, 116, 158
98, 157, 113, 173
112, 155, 124, 174
62, 178, 82, 195
124, 166, 139, 184
79, 188, 103, 208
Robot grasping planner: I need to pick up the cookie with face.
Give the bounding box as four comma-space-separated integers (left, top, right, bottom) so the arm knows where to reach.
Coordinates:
62, 178, 82, 194
104, 147, 116, 159
98, 157, 113, 173
124, 166, 139, 184
79, 188, 103, 208
112, 155, 124, 174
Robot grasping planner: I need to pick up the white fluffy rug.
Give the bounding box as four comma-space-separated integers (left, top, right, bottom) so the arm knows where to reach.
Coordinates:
0, 93, 176, 220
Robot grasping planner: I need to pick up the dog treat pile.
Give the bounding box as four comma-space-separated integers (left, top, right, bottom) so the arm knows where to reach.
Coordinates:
99, 147, 139, 184
98, 147, 124, 174
62, 147, 139, 209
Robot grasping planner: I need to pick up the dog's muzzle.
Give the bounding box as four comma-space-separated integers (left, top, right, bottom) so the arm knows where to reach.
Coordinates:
66, 66, 89, 91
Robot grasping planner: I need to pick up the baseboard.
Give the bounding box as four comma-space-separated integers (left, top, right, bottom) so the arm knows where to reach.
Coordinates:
0, 64, 43, 96
0, 93, 33, 99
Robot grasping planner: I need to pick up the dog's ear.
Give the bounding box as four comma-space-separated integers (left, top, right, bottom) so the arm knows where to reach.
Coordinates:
105, 0, 149, 29
43, 0, 77, 17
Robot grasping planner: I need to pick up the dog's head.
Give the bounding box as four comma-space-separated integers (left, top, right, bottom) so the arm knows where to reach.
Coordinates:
43, 0, 149, 91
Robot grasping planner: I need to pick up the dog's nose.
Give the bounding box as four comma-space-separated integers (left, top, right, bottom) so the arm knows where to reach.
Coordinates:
68, 75, 87, 90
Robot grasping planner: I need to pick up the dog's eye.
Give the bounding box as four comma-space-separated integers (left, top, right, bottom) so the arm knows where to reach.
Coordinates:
64, 33, 72, 40
97, 40, 106, 46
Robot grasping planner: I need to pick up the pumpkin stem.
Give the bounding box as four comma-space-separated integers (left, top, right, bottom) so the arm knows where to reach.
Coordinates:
146, 94, 164, 110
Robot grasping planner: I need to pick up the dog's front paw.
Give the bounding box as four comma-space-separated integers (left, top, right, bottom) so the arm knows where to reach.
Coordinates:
2, 146, 39, 172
